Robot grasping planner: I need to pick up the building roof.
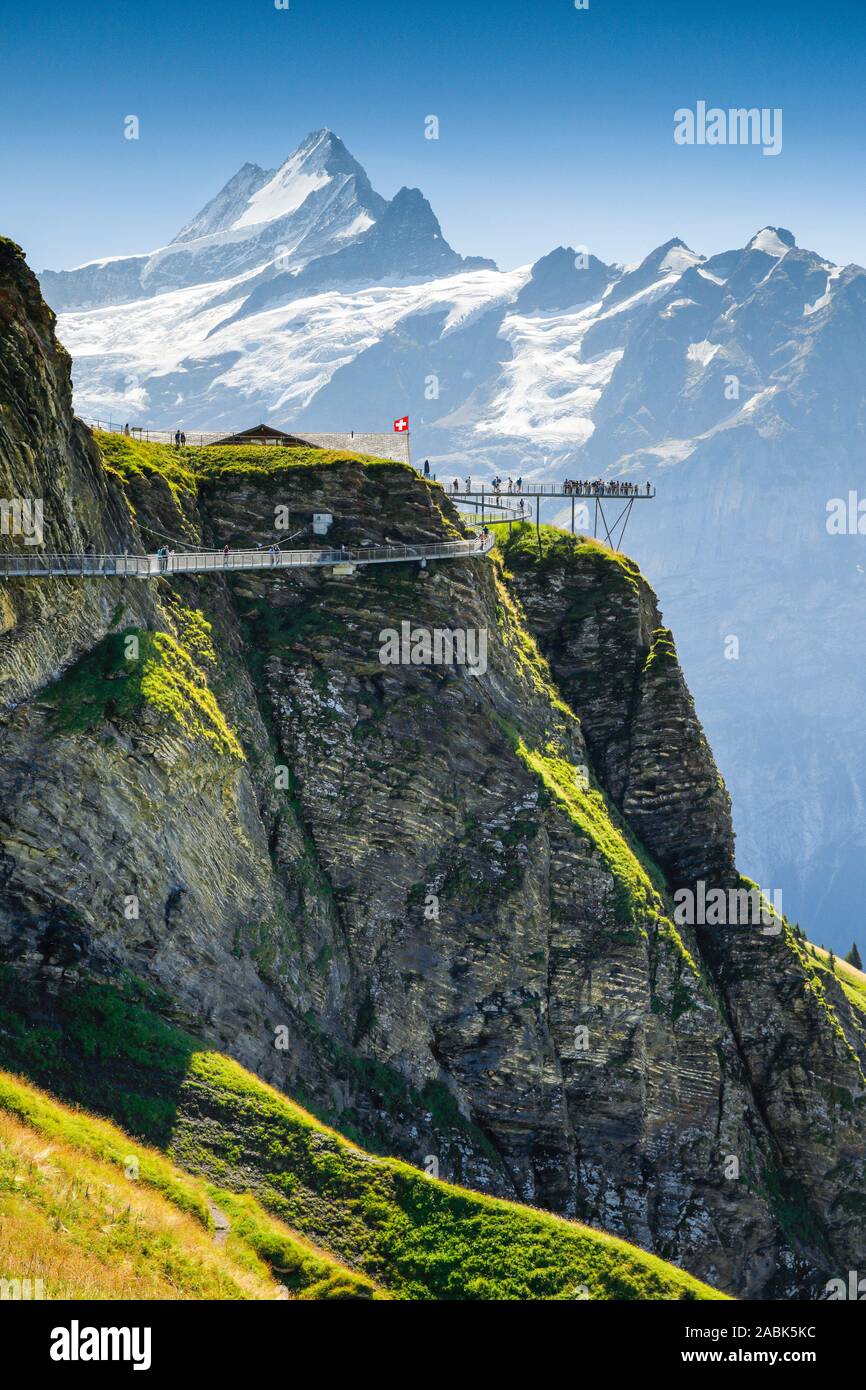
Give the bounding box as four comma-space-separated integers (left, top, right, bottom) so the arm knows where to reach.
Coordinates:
207, 423, 307, 447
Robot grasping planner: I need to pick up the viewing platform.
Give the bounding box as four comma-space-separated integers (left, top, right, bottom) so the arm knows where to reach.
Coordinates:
446, 483, 656, 500
447, 480, 655, 549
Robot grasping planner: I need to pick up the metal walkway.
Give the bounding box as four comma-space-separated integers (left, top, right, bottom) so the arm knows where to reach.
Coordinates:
454, 497, 529, 527
0, 535, 494, 581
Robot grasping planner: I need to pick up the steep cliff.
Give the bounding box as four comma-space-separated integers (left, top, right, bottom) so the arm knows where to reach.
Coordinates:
1, 238, 864, 1300
0, 237, 150, 710
498, 525, 736, 890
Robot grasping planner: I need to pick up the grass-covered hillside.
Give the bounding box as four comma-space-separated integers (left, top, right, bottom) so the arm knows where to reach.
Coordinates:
0, 1069, 382, 1300
96, 431, 423, 505
806, 945, 866, 1018
497, 521, 640, 579
0, 974, 724, 1301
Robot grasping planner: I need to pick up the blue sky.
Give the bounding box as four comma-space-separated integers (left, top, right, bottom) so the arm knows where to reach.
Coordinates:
2, 0, 864, 272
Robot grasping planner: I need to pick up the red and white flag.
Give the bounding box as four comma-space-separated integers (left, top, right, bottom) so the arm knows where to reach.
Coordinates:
393, 415, 409, 433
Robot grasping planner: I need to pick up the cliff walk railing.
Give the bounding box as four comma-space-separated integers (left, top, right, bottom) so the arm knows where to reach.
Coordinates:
82, 419, 284, 447
80, 420, 408, 456
449, 483, 656, 499
0, 535, 495, 581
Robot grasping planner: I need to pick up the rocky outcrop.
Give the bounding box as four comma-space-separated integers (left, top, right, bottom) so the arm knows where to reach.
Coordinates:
1, 245, 865, 1299
0, 237, 151, 709
499, 528, 736, 889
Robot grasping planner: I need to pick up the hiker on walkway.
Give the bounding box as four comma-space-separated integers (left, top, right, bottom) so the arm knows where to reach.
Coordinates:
157, 546, 167, 572
465, 476, 472, 493
123, 422, 130, 437
516, 477, 523, 492
222, 544, 230, 565
423, 459, 430, 477
479, 526, 490, 549
180, 431, 186, 446
174, 430, 181, 448
646, 481, 652, 495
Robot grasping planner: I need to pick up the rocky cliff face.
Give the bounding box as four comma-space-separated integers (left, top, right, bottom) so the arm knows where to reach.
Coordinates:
498, 527, 736, 890
1, 239, 864, 1299
0, 236, 150, 708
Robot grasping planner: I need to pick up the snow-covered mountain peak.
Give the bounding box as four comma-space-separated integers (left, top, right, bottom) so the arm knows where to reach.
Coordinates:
659, 244, 704, 274
230, 129, 368, 232
652, 237, 704, 274
40, 130, 387, 309
746, 226, 796, 258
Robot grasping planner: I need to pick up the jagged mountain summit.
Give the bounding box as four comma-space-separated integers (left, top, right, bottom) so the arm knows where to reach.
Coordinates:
170, 129, 376, 244
35, 130, 866, 952
38, 128, 490, 312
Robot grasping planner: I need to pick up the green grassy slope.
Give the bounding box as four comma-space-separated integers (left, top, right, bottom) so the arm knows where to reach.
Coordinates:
806, 945, 866, 1017
0, 1069, 381, 1300
0, 973, 724, 1302
96, 431, 420, 489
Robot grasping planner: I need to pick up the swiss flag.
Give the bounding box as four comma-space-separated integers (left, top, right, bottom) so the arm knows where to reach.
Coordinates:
393, 415, 409, 433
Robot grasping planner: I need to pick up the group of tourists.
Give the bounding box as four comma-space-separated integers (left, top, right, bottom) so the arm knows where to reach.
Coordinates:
173, 429, 187, 448
445, 475, 651, 498
155, 546, 175, 572
450, 476, 525, 495
231, 542, 285, 564
563, 478, 651, 496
